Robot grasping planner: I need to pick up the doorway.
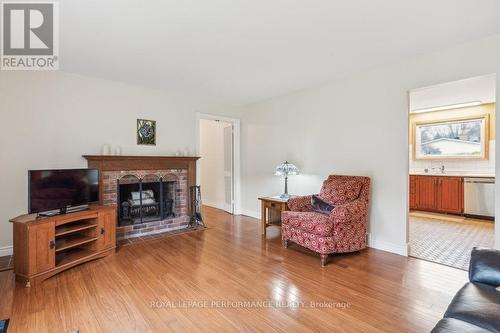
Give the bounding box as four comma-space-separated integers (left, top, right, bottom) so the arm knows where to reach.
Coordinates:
196, 113, 241, 215
407, 74, 496, 270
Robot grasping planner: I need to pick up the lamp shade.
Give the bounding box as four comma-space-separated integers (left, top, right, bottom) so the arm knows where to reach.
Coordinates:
274, 161, 299, 176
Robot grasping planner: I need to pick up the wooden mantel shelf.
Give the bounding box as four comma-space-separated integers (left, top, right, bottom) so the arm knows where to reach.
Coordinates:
83, 155, 199, 171
83, 155, 200, 160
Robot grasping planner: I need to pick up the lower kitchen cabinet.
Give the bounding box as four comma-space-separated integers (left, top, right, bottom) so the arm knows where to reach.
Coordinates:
410, 175, 463, 215
437, 176, 464, 214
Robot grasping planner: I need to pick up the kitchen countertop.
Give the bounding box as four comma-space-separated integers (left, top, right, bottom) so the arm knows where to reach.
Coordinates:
410, 171, 495, 178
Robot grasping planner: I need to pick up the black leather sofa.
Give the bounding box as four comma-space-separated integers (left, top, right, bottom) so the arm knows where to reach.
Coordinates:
431, 248, 500, 333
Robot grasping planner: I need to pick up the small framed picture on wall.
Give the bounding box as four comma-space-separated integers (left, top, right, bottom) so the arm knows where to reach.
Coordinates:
137, 119, 156, 145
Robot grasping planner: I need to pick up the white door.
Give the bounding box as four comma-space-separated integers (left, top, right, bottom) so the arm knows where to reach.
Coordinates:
223, 124, 234, 214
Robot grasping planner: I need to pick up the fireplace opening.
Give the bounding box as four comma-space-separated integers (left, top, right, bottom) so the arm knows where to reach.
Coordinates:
117, 174, 176, 226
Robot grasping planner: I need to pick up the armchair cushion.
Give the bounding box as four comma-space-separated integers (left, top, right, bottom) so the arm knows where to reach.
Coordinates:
281, 211, 334, 236
330, 198, 368, 223
319, 177, 363, 205
432, 318, 491, 333
287, 195, 312, 212
444, 282, 500, 333
469, 247, 500, 287
311, 195, 335, 215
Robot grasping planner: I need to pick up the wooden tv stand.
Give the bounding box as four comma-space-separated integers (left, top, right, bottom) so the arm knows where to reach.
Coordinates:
10, 205, 116, 287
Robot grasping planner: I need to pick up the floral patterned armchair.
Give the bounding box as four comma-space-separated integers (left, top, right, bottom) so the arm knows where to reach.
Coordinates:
282, 175, 371, 266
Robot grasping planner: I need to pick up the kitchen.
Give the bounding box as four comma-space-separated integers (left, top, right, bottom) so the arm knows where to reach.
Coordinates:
408, 74, 496, 270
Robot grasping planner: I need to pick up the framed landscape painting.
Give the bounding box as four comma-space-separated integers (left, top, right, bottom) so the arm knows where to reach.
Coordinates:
413, 115, 489, 160
137, 119, 156, 145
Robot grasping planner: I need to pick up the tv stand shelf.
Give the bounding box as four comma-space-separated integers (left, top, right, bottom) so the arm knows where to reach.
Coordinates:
55, 235, 98, 252
55, 222, 97, 237
10, 205, 116, 287
56, 248, 96, 267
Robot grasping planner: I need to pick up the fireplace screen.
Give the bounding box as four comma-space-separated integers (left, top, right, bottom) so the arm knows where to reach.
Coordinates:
117, 174, 176, 226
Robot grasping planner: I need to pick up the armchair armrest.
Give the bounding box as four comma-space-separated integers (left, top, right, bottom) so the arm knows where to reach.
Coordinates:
287, 195, 313, 212
330, 197, 368, 223
469, 247, 500, 286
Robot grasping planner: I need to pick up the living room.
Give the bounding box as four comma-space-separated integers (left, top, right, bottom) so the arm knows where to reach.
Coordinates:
1, 1, 500, 332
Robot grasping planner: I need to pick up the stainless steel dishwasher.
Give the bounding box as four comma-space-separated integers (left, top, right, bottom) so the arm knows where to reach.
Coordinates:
464, 177, 495, 219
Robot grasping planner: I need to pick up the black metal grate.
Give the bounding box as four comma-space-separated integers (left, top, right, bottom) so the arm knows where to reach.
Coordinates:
117, 176, 176, 226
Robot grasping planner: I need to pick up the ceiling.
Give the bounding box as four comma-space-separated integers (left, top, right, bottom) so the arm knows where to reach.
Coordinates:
60, 0, 500, 106
410, 74, 497, 112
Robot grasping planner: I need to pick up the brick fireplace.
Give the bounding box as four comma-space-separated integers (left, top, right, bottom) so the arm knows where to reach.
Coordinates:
84, 155, 199, 240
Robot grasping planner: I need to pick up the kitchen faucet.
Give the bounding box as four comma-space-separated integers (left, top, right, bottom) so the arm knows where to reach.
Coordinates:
426, 164, 445, 174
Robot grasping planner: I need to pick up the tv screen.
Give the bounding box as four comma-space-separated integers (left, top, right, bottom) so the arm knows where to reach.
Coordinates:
29, 169, 99, 214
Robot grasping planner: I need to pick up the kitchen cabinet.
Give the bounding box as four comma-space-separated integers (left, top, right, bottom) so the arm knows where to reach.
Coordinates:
415, 176, 439, 211
410, 175, 463, 215
437, 177, 463, 214
409, 176, 416, 210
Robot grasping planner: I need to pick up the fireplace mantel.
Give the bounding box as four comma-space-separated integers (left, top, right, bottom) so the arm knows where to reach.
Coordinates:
83, 155, 199, 171
83, 155, 199, 218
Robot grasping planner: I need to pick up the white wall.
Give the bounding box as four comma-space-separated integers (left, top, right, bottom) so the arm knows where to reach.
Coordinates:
2, 35, 500, 257
237, 33, 500, 255
409, 141, 496, 175
199, 119, 231, 210
0, 71, 232, 254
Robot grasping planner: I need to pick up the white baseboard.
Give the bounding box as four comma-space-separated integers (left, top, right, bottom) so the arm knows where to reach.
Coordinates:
0, 245, 13, 257
240, 209, 260, 220
368, 235, 408, 256
202, 200, 226, 212
229, 208, 409, 257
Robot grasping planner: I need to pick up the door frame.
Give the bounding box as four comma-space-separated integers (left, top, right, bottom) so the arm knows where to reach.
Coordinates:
406, 73, 498, 254
195, 112, 242, 215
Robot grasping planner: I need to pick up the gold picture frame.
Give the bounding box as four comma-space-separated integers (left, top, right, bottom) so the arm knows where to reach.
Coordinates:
137, 119, 156, 145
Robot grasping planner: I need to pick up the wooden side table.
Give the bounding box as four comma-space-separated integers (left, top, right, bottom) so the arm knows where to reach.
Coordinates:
258, 196, 289, 235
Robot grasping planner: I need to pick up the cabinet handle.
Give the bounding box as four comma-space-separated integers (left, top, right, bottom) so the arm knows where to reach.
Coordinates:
100, 227, 105, 235
49, 240, 55, 249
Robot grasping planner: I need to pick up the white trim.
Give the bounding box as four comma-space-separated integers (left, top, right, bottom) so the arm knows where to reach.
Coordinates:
495, 74, 500, 250
196, 112, 242, 215
408, 73, 498, 251
202, 200, 226, 212
240, 209, 260, 220
0, 245, 13, 257
368, 236, 408, 256
228, 209, 410, 255
237, 213, 409, 255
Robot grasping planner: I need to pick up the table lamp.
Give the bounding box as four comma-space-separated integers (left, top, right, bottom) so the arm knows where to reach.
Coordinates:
274, 161, 299, 198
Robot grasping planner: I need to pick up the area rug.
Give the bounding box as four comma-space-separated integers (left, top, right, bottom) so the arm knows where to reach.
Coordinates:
409, 216, 494, 270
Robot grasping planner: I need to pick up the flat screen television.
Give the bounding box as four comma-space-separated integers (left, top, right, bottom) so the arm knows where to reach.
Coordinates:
29, 168, 99, 215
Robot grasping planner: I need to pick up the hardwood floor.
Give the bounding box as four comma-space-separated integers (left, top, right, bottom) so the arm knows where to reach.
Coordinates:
1, 206, 467, 332
0, 255, 13, 272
